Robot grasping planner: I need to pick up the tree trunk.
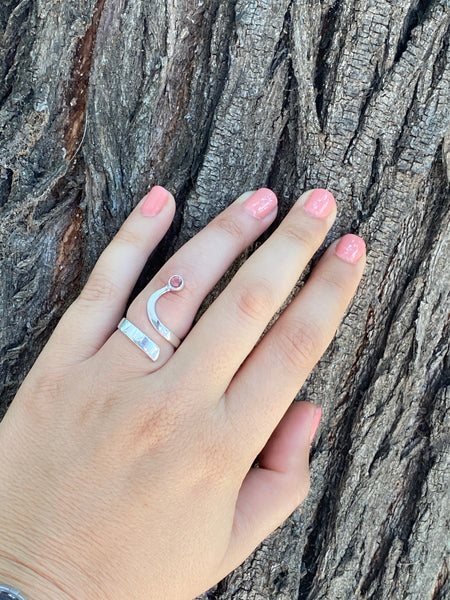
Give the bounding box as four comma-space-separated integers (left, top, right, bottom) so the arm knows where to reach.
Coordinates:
1, 1, 449, 598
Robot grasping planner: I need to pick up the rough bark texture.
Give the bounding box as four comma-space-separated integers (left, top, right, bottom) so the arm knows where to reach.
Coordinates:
1, 1, 449, 599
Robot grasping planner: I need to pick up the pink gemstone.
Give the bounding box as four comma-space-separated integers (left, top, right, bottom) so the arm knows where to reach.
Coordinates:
169, 275, 183, 289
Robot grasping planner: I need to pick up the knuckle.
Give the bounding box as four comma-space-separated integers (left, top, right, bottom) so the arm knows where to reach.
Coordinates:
77, 271, 120, 305
317, 268, 348, 295
133, 403, 181, 449
114, 227, 143, 250
281, 222, 318, 251
234, 279, 273, 323
276, 318, 323, 373
214, 214, 245, 240
121, 383, 187, 453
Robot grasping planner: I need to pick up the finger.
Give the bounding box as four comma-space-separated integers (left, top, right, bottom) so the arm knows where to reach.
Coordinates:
220, 402, 318, 578
226, 234, 366, 453
98, 189, 278, 376
171, 188, 337, 395
46, 187, 176, 364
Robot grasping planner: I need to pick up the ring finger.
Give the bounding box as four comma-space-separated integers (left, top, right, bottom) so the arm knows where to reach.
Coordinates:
226, 233, 366, 457
96, 188, 279, 375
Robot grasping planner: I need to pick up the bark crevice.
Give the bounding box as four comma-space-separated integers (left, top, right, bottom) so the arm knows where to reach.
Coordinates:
394, 0, 436, 64
63, 0, 107, 160
313, 0, 343, 132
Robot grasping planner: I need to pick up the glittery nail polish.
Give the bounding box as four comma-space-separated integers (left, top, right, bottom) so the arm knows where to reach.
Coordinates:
335, 234, 366, 264
242, 188, 278, 219
303, 189, 336, 218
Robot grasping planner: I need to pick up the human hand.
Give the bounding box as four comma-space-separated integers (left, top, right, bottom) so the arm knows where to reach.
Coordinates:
0, 186, 365, 600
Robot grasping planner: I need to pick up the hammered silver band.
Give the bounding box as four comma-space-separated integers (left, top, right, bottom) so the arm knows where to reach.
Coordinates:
118, 318, 160, 361
147, 275, 184, 348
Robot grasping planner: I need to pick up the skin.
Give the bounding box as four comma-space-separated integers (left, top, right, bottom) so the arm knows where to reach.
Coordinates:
0, 187, 366, 600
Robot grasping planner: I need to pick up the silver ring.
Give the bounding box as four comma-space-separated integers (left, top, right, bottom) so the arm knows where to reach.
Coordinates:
117, 318, 160, 361
147, 275, 184, 348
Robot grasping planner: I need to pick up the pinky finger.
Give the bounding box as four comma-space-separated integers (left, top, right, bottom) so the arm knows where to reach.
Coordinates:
46, 187, 176, 365
220, 401, 319, 578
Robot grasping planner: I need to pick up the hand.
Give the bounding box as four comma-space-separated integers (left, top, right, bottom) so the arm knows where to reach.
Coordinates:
0, 186, 365, 600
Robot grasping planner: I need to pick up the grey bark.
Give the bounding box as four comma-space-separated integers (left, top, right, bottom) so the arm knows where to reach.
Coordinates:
1, 1, 449, 599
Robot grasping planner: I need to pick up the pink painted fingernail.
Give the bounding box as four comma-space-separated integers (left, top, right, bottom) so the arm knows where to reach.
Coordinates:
310, 406, 322, 443
303, 188, 336, 218
140, 186, 170, 217
335, 234, 366, 264
242, 188, 278, 219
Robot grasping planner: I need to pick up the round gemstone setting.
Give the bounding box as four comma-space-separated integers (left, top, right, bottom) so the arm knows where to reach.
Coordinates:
169, 275, 184, 290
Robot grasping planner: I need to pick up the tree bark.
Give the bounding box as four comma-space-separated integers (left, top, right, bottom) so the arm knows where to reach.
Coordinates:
0, 1, 449, 599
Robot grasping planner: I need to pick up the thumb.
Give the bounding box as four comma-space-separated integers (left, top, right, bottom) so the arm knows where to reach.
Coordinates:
221, 401, 321, 577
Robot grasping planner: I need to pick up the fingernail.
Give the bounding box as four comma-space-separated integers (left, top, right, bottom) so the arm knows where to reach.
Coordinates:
140, 186, 170, 217
335, 234, 366, 264
310, 406, 322, 443
303, 188, 336, 218
242, 188, 278, 219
